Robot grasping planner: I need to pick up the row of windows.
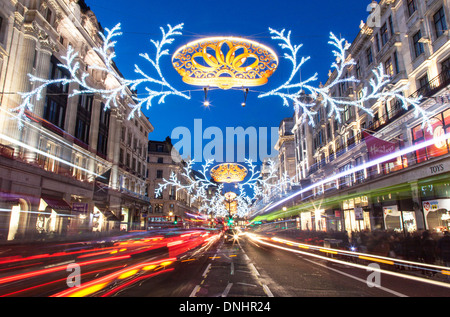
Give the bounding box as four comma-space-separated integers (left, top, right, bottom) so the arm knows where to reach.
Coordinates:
361, 5, 447, 82
121, 127, 147, 158
43, 57, 111, 157
407, 1, 447, 38
119, 148, 147, 177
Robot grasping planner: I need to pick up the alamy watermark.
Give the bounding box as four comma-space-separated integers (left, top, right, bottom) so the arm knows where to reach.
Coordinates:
170, 119, 279, 163
66, 263, 81, 288
366, 2, 381, 28
366, 263, 381, 288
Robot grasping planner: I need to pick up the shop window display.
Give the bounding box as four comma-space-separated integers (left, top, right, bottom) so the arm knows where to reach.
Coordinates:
412, 110, 450, 163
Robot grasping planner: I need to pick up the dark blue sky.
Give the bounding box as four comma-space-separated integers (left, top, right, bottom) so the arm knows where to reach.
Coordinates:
89, 0, 371, 163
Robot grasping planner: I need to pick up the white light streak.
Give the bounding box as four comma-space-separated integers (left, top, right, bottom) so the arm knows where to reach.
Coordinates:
246, 233, 450, 290
0, 208, 74, 217
0, 133, 103, 178
263, 131, 450, 213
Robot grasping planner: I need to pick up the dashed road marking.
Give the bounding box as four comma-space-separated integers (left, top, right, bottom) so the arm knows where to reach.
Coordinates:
189, 285, 201, 297
249, 263, 260, 277
263, 284, 274, 297
202, 263, 211, 278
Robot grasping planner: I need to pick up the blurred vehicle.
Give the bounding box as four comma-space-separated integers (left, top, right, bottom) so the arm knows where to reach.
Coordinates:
223, 229, 239, 244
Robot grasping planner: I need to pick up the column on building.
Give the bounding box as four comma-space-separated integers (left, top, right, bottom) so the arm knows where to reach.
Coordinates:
24, 40, 53, 163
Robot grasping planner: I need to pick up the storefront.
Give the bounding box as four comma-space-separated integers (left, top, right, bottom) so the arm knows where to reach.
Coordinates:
120, 207, 129, 231
300, 211, 312, 231
317, 209, 328, 231
69, 201, 89, 234
419, 173, 450, 232
422, 199, 450, 232
342, 196, 371, 232
92, 205, 120, 233
325, 209, 343, 232
38, 195, 72, 236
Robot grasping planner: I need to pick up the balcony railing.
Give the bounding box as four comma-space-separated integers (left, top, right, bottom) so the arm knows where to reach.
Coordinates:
368, 101, 413, 133
409, 68, 450, 100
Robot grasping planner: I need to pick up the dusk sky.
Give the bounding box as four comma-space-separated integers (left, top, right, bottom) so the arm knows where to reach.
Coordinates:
88, 0, 371, 164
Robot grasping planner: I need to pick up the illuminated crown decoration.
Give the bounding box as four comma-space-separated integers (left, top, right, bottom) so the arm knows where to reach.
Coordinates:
224, 191, 237, 201
172, 37, 279, 90
210, 163, 248, 183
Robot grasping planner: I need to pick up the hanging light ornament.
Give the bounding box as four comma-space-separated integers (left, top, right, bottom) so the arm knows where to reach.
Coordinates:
171, 37, 279, 90
224, 191, 238, 201
210, 163, 248, 183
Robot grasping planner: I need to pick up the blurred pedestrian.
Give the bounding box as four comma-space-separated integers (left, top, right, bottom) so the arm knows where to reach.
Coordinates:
438, 231, 450, 267
420, 231, 437, 265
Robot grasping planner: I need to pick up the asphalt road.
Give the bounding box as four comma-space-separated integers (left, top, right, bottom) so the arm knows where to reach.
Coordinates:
2, 229, 449, 300
113, 233, 450, 298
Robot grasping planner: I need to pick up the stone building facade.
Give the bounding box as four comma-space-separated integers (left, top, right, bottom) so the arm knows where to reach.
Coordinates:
0, 0, 153, 240
146, 138, 204, 229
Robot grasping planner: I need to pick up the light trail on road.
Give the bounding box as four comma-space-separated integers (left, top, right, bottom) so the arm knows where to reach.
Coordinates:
245, 232, 450, 290
261, 131, 450, 213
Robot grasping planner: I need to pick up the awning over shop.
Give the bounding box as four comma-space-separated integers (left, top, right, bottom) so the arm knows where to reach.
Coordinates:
95, 205, 120, 222
42, 195, 72, 213
103, 210, 120, 222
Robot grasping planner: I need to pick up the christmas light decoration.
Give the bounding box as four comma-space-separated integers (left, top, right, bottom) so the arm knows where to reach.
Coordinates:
172, 37, 279, 90
15, 23, 432, 132
156, 158, 298, 218
154, 159, 216, 204
235, 158, 298, 203
155, 159, 266, 218
210, 163, 248, 183
258, 29, 431, 131
13, 23, 190, 129
224, 191, 237, 201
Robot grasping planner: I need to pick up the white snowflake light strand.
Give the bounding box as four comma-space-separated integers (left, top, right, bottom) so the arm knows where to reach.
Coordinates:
238, 158, 298, 203
13, 23, 190, 129
156, 159, 266, 218
259, 29, 429, 131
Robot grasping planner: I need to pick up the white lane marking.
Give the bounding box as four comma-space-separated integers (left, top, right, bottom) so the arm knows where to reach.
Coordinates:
237, 282, 258, 287
263, 284, 274, 297
302, 258, 408, 297
202, 263, 211, 278
189, 285, 201, 297
221, 283, 233, 297
249, 263, 260, 277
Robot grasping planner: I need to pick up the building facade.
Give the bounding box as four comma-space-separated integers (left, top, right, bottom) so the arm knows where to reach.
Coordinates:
0, 0, 153, 240
275, 117, 296, 190
147, 138, 203, 229
263, 0, 450, 235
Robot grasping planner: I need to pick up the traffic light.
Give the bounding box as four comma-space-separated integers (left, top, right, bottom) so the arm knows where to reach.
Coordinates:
174, 216, 178, 224
227, 217, 234, 226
